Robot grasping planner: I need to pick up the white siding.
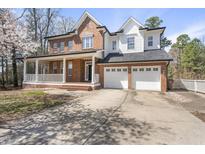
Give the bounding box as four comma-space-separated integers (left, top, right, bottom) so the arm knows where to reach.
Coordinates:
105, 35, 119, 53
118, 20, 144, 53
104, 32, 110, 57
144, 31, 161, 50
104, 18, 162, 56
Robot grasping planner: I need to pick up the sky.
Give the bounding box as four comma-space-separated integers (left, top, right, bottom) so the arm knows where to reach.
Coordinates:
60, 8, 205, 49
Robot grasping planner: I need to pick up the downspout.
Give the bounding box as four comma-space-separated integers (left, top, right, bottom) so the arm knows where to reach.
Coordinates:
166, 61, 170, 91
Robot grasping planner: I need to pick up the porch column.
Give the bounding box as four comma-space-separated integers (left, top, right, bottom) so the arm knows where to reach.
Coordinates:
35, 59, 39, 82
63, 58, 66, 83
23, 59, 27, 82
91, 56, 95, 84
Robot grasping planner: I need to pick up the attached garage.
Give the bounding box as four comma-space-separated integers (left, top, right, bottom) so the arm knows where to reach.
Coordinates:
104, 67, 128, 89
100, 50, 172, 92
131, 66, 161, 91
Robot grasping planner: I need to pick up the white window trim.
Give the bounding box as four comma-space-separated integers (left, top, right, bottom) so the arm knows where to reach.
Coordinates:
148, 36, 153, 47
127, 36, 135, 50
82, 36, 93, 49
112, 40, 117, 51
68, 61, 72, 76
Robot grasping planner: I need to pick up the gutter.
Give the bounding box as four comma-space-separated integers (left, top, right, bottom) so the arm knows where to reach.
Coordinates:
98, 59, 173, 65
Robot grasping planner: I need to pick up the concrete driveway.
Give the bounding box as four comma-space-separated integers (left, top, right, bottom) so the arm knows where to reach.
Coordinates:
92, 91, 205, 144
0, 89, 205, 144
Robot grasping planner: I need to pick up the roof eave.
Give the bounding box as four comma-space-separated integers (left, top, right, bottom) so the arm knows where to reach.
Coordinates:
139, 27, 166, 34
44, 30, 76, 40
99, 59, 173, 64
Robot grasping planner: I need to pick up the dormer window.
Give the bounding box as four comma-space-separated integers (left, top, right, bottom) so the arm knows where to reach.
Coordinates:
112, 41, 116, 50
82, 36, 93, 49
127, 37, 135, 50
148, 36, 153, 47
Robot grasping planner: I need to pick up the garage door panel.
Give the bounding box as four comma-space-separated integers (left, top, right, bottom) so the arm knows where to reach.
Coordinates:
132, 66, 161, 91
104, 67, 128, 89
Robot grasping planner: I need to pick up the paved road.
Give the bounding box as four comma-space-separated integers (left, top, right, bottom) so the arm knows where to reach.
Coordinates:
0, 89, 205, 144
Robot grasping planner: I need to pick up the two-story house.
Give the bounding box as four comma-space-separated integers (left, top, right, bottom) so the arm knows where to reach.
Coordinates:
23, 11, 172, 92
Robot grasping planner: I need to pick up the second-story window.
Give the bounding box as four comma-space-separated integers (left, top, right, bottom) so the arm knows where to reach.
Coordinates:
82, 36, 93, 49
53, 43, 58, 52
60, 42, 64, 52
68, 40, 73, 49
112, 41, 116, 50
127, 37, 135, 50
148, 36, 153, 47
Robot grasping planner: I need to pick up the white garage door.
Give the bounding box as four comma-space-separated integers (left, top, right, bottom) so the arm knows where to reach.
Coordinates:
104, 67, 128, 89
132, 66, 161, 91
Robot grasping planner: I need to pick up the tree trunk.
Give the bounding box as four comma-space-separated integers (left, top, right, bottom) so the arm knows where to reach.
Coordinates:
12, 47, 18, 87
5, 58, 8, 85
33, 8, 38, 41
1, 56, 5, 88
43, 8, 52, 54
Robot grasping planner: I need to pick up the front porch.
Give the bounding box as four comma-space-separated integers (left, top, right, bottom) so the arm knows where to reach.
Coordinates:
23, 51, 102, 90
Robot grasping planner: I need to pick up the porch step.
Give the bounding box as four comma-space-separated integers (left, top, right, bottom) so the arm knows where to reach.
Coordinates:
23, 83, 101, 91
61, 85, 93, 91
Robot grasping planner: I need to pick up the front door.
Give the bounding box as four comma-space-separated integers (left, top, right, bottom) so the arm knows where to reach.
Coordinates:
88, 65, 92, 81
85, 61, 92, 82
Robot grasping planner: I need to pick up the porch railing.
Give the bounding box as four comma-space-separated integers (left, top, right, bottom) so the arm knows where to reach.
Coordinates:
24, 74, 63, 83
25, 74, 36, 82
38, 74, 63, 82
24, 73, 98, 83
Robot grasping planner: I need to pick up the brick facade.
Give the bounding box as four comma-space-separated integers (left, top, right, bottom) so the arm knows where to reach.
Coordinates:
47, 59, 92, 82
48, 17, 104, 54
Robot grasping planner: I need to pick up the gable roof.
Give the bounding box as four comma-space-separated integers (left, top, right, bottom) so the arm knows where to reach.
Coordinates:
119, 17, 145, 31
45, 11, 103, 40
72, 11, 103, 30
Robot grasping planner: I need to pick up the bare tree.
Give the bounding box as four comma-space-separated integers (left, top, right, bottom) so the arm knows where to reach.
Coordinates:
55, 16, 75, 34
25, 8, 58, 54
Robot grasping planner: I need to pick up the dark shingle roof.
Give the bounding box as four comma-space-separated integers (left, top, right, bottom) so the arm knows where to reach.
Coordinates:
100, 49, 173, 63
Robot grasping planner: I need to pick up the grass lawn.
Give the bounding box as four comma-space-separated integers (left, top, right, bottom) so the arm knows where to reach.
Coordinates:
0, 90, 73, 123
